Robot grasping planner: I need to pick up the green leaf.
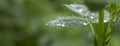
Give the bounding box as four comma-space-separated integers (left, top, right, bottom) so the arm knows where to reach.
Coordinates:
46, 16, 88, 27
65, 4, 110, 23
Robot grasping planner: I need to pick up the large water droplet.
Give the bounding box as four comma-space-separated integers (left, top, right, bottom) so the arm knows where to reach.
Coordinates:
83, 23, 88, 25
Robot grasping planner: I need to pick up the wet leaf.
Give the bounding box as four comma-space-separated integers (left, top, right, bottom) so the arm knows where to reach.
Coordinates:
46, 4, 110, 27
46, 16, 88, 27
65, 4, 110, 23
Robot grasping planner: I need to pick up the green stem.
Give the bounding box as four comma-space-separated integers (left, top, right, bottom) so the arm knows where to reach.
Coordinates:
86, 17, 96, 46
95, 9, 105, 46
106, 9, 117, 37
86, 17, 95, 35
105, 8, 118, 45
105, 12, 113, 39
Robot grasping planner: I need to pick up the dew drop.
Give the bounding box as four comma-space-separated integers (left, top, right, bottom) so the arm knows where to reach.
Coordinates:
61, 24, 65, 27
56, 24, 61, 26
104, 20, 108, 23
90, 17, 94, 19
83, 23, 87, 25
91, 13, 95, 15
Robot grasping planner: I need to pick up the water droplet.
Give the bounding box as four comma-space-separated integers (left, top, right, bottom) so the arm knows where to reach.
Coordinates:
61, 24, 65, 27
91, 13, 95, 15
104, 20, 108, 22
56, 24, 61, 26
78, 9, 84, 12
83, 23, 87, 25
90, 17, 94, 19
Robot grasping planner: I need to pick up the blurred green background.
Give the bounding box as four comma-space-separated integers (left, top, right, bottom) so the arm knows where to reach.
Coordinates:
0, 0, 120, 46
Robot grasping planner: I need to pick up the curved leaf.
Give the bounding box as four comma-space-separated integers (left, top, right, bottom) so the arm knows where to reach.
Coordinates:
65, 4, 110, 23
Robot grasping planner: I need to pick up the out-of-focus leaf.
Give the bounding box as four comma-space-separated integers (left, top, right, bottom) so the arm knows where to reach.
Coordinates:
113, 13, 120, 33
84, 0, 107, 11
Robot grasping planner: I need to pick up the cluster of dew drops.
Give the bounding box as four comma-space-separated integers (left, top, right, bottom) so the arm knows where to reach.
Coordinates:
46, 4, 110, 27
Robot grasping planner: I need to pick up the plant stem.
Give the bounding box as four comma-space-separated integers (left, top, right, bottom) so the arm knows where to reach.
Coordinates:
86, 17, 95, 35
106, 7, 117, 38
105, 12, 113, 39
105, 6, 118, 45
95, 9, 105, 46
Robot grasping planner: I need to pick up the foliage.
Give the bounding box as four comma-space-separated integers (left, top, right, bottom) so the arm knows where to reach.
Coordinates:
0, 0, 120, 46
